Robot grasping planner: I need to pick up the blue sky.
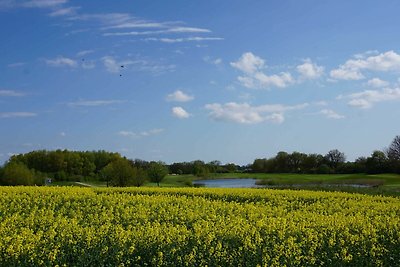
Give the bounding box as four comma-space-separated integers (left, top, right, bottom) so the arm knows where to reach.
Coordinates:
1, 0, 400, 165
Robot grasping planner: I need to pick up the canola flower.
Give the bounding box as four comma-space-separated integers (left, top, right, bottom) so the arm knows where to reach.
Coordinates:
0, 187, 399, 266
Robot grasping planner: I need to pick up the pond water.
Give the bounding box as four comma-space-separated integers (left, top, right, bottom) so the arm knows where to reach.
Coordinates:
192, 178, 261, 188
192, 178, 374, 189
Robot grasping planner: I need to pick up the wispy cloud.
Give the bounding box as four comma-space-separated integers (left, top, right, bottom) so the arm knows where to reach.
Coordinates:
205, 102, 308, 124
103, 21, 171, 29
172, 107, 191, 119
45, 56, 77, 67
81, 60, 95, 69
203, 56, 222, 65
330, 50, 400, 80
343, 87, 400, 109
0, 0, 67, 9
7, 62, 26, 68
104, 27, 211, 36
319, 109, 345, 119
67, 13, 133, 26
76, 50, 94, 57
64, 28, 90, 36
102, 56, 175, 74
231, 52, 293, 89
49, 6, 79, 16
68, 99, 124, 107
166, 90, 194, 102
0, 89, 25, 97
144, 37, 223, 43
0, 112, 37, 118
118, 128, 164, 138
22, 0, 67, 8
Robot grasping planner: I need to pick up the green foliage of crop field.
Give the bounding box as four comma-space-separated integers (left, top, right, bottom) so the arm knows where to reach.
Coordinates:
0, 187, 399, 266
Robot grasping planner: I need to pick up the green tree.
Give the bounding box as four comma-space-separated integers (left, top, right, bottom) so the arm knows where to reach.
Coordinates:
147, 161, 168, 186
289, 152, 307, 173
275, 151, 289, 172
132, 167, 147, 187
387, 135, 400, 173
224, 163, 238, 173
1, 162, 35, 185
354, 157, 367, 173
252, 158, 266, 173
0, 166, 4, 185
101, 159, 137, 187
302, 154, 324, 173
366, 150, 389, 174
325, 149, 346, 171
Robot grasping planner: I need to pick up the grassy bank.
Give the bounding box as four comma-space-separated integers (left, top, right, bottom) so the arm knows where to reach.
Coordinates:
50, 173, 400, 196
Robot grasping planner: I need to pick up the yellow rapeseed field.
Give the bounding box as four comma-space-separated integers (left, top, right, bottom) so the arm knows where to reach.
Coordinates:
0, 187, 399, 266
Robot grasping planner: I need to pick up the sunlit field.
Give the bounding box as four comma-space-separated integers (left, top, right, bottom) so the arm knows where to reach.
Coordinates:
1, 187, 399, 266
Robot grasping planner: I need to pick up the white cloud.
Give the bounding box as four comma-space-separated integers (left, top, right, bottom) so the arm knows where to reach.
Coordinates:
103, 21, 170, 29
231, 52, 265, 74
348, 98, 371, 109
102, 56, 121, 73
49, 6, 79, 16
166, 90, 194, 102
0, 90, 25, 97
144, 37, 223, 43
60, 132, 66, 137
103, 27, 211, 36
213, 58, 222, 65
0, 0, 65, 9
68, 99, 123, 107
17, 0, 67, 8
102, 56, 175, 74
72, 14, 214, 44
118, 128, 164, 138
265, 113, 285, 124
319, 109, 345, 119
296, 59, 324, 79
205, 102, 308, 124
68, 13, 133, 26
172, 107, 191, 119
0, 112, 37, 118
343, 88, 400, 109
251, 72, 293, 88
366, 78, 389, 88
330, 50, 400, 80
46, 56, 77, 67
203, 56, 222, 65
76, 50, 94, 57
231, 52, 293, 89
353, 50, 379, 59
81, 61, 95, 69
330, 68, 364, 80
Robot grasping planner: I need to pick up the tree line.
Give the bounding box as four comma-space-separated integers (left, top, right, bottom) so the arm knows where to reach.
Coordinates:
0, 136, 399, 186
251, 136, 400, 174
0, 150, 168, 187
